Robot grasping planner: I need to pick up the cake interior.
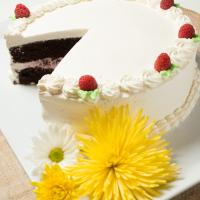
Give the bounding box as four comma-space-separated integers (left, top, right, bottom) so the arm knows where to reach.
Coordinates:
10, 38, 81, 84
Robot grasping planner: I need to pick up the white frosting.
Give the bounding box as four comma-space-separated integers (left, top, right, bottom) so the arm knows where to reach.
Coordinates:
168, 39, 198, 67
12, 57, 62, 72
120, 75, 144, 94
38, 74, 64, 95
53, 2, 177, 80
100, 81, 120, 99
62, 78, 79, 98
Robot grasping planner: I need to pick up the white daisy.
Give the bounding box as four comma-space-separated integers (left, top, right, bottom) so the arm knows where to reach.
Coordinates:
29, 123, 79, 177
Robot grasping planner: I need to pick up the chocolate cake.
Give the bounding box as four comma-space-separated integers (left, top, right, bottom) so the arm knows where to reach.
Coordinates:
10, 38, 80, 84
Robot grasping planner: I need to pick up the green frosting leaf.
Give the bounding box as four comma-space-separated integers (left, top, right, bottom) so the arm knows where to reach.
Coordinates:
160, 71, 171, 77
89, 89, 100, 100
160, 64, 178, 78
174, 3, 181, 8
78, 90, 88, 100
193, 35, 200, 43
171, 64, 178, 70
9, 16, 16, 21
78, 89, 99, 101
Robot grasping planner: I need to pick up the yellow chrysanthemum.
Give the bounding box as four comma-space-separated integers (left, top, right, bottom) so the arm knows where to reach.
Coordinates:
33, 164, 80, 200
71, 105, 178, 200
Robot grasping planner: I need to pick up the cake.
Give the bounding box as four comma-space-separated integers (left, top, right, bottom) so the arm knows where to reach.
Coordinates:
38, 0, 200, 132
5, 0, 200, 132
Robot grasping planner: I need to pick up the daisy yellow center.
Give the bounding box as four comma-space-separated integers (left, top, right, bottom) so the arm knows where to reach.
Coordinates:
49, 147, 64, 163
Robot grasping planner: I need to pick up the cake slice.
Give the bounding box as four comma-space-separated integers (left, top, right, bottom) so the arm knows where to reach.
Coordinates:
4, 0, 107, 84
37, 0, 200, 131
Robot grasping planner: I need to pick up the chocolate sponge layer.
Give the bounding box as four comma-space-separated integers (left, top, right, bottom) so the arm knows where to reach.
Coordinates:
10, 38, 81, 63
17, 67, 54, 85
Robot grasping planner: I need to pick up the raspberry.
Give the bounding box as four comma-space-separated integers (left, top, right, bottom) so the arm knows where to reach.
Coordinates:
154, 53, 172, 72
178, 24, 195, 39
79, 75, 98, 91
15, 4, 30, 19
160, 0, 174, 10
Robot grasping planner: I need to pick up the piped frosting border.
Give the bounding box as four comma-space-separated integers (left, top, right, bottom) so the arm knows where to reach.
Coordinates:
155, 67, 200, 132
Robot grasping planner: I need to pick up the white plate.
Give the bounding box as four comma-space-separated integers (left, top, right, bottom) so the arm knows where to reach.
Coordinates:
0, 24, 200, 200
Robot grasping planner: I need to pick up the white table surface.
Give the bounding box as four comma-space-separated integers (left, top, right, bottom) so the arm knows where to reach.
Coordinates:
0, 0, 199, 24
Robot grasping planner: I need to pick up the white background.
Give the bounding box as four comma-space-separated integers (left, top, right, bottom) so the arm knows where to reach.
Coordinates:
0, 0, 199, 24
